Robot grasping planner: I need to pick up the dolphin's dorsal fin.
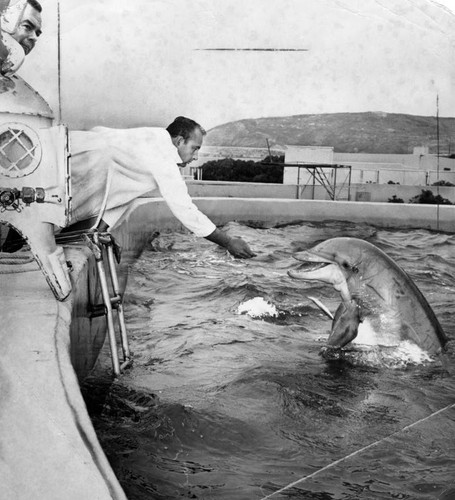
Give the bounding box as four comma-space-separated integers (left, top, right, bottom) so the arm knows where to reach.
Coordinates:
308, 296, 334, 320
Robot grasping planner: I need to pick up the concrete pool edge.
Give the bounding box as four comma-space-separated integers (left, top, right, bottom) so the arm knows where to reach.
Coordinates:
2, 197, 453, 500
130, 197, 455, 233
0, 246, 128, 500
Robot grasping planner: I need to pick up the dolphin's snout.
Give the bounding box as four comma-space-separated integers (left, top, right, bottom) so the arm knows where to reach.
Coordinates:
293, 250, 332, 264
288, 261, 344, 286
288, 261, 330, 280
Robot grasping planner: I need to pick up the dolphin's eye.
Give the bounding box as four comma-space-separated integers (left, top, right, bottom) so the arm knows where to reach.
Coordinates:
342, 262, 349, 269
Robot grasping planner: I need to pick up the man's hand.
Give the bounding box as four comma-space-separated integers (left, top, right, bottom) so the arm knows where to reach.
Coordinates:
226, 237, 256, 259
205, 228, 256, 259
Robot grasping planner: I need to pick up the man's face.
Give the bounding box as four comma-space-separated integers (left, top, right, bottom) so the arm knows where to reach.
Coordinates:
12, 4, 42, 55
176, 128, 203, 166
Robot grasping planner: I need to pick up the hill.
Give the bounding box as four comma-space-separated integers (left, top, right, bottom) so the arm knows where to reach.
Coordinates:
205, 112, 455, 154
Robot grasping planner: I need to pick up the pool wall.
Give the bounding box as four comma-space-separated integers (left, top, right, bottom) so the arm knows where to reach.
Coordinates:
128, 196, 455, 234
184, 180, 455, 204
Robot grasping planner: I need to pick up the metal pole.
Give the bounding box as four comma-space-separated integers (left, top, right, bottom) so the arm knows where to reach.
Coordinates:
312, 167, 315, 199
107, 244, 131, 362
266, 138, 272, 161
57, 1, 62, 123
436, 94, 440, 230
96, 255, 120, 376
297, 167, 300, 199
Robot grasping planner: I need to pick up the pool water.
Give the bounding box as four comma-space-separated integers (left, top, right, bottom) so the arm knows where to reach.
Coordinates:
82, 221, 455, 500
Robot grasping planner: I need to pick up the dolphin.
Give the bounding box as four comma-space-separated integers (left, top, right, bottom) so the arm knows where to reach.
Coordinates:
288, 237, 447, 354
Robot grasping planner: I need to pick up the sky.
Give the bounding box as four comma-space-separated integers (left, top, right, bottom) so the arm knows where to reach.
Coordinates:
17, 0, 455, 131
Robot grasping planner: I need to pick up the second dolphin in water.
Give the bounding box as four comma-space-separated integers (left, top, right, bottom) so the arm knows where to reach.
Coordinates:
288, 237, 447, 355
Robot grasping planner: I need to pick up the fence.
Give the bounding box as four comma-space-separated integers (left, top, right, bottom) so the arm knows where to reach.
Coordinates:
285, 166, 455, 187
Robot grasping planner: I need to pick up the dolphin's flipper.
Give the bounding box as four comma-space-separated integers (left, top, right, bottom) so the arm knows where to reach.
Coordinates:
308, 296, 334, 320
328, 300, 361, 347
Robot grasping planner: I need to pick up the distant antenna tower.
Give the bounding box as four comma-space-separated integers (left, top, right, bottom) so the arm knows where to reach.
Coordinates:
57, 0, 62, 123
266, 138, 272, 162
436, 94, 440, 230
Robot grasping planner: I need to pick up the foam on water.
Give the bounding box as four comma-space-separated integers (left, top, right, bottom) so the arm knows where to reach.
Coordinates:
349, 318, 434, 366
393, 340, 433, 364
316, 317, 434, 368
354, 319, 431, 362
237, 296, 279, 318
330, 341, 434, 369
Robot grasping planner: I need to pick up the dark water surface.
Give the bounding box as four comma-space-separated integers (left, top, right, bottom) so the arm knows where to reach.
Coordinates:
83, 221, 455, 500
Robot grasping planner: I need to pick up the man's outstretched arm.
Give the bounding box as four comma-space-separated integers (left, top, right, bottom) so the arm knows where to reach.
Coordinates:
205, 228, 256, 259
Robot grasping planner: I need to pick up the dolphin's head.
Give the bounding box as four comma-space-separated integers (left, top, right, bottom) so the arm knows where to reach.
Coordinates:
288, 238, 371, 348
287, 238, 368, 303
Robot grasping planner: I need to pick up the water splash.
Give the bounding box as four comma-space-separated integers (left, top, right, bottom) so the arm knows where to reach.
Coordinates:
237, 297, 279, 318
321, 340, 433, 368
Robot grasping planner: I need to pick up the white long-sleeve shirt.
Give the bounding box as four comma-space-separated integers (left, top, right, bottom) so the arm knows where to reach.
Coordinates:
68, 127, 216, 236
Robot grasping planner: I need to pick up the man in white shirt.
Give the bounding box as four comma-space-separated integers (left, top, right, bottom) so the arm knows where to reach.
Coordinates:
67, 117, 256, 258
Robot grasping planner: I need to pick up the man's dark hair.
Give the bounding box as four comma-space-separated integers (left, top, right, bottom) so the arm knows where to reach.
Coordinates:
166, 116, 206, 141
27, 0, 42, 13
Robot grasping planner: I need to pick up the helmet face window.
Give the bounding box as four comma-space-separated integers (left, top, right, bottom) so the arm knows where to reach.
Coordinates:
0, 123, 41, 177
